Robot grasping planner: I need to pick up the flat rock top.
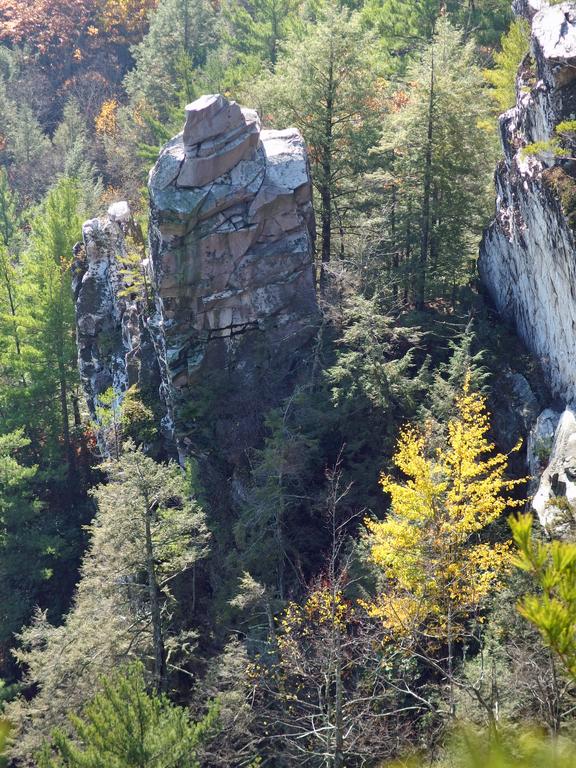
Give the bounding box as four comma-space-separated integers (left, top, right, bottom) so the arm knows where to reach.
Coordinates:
261, 128, 309, 191
533, 3, 576, 61
183, 93, 244, 147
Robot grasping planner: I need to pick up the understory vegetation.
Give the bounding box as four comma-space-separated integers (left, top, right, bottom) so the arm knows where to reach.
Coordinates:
0, 0, 572, 765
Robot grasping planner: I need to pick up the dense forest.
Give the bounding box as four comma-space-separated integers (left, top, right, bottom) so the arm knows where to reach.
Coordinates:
0, 0, 575, 765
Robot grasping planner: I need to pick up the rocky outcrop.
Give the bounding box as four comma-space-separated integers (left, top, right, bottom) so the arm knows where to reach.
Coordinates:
74, 95, 318, 462
147, 94, 318, 458
72, 204, 161, 451
479, 2, 576, 533
531, 408, 576, 536
479, 2, 576, 404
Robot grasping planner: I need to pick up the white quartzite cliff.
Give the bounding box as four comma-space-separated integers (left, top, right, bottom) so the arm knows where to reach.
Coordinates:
480, 2, 576, 403
72, 207, 160, 425
480, 2, 576, 533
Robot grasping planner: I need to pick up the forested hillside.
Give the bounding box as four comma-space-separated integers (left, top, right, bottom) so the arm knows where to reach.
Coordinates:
1, 0, 576, 765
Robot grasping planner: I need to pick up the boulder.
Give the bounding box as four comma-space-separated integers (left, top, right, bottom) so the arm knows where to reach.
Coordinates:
183, 94, 245, 147
107, 200, 131, 223
527, 407, 562, 478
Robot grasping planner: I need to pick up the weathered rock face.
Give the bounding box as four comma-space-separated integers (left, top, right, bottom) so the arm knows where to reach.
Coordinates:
74, 95, 318, 462
531, 408, 576, 536
479, 1, 576, 404
72, 205, 161, 451
147, 94, 318, 457
479, 2, 576, 533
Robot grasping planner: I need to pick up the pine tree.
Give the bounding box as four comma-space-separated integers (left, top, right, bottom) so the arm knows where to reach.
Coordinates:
484, 19, 530, 112
0, 430, 58, 656
222, 0, 302, 70
124, 0, 217, 119
52, 99, 103, 213
6, 445, 210, 759
421, 321, 489, 427
235, 402, 319, 599
361, 0, 512, 57
511, 513, 576, 682
250, 7, 382, 268
376, 18, 496, 307
4, 100, 54, 202
37, 662, 219, 768
18, 178, 82, 478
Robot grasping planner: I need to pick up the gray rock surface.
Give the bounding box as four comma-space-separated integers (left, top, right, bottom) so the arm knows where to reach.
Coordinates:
513, 0, 548, 21
527, 406, 562, 478
72, 207, 161, 452
532, 408, 576, 536
74, 96, 318, 462
147, 95, 318, 457
479, 3, 576, 404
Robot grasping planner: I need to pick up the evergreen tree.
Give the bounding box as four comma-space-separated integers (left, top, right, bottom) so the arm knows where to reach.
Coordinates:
0, 430, 59, 656
235, 402, 319, 599
376, 18, 496, 307
251, 7, 382, 268
38, 663, 219, 768
484, 19, 531, 112
324, 291, 426, 509
18, 178, 82, 478
0, 174, 26, 392
421, 321, 489, 426
6, 445, 210, 759
361, 0, 512, 57
124, 0, 217, 119
3, 99, 54, 202
222, 0, 302, 70
52, 99, 103, 212
511, 513, 576, 682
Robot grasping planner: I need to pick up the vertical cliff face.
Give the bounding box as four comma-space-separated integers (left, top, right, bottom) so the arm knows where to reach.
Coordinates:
480, 2, 576, 404
72, 203, 162, 447
73, 95, 318, 461
480, 2, 576, 533
147, 94, 318, 458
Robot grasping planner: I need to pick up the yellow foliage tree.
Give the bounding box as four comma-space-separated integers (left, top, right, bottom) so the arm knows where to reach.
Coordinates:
95, 98, 119, 137
364, 376, 525, 713
98, 0, 157, 42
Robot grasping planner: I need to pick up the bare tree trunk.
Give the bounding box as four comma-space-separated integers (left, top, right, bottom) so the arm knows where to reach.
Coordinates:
58, 358, 76, 479
145, 506, 166, 692
404, 201, 412, 305
416, 43, 435, 311
334, 636, 344, 768
391, 184, 399, 302
270, 0, 279, 67
320, 43, 335, 277
447, 605, 455, 719
0, 254, 26, 385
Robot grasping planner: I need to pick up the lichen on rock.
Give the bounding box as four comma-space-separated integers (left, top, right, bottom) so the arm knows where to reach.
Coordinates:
74, 95, 318, 463
147, 94, 318, 458
72, 204, 161, 454
480, 2, 576, 534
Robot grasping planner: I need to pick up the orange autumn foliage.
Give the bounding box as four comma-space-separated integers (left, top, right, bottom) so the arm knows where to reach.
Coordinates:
0, 0, 156, 55
0, 0, 93, 53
